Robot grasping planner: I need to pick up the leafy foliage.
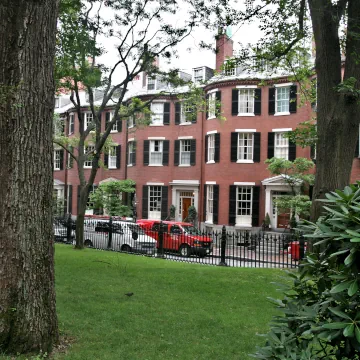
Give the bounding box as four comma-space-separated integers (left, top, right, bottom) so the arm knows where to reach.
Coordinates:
89, 179, 135, 217
252, 183, 360, 359
284, 121, 317, 148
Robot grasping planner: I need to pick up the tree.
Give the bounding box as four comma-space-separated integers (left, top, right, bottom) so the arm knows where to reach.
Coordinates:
265, 157, 315, 225
55, 0, 205, 249
89, 179, 136, 216
0, 0, 59, 355
206, 0, 360, 221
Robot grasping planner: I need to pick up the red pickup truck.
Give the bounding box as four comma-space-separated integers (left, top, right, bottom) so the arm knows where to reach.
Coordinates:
137, 220, 213, 257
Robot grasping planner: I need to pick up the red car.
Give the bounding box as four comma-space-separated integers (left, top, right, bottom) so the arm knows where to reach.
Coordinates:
137, 220, 213, 257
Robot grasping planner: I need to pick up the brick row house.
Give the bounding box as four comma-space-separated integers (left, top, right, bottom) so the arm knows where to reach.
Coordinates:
54, 32, 360, 231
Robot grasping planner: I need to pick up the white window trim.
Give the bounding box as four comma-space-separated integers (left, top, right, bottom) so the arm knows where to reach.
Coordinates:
84, 146, 94, 169
272, 128, 292, 132
237, 87, 256, 116
237, 133, 254, 162
68, 114, 74, 135
236, 160, 254, 164
178, 136, 193, 140
207, 91, 217, 120
235, 186, 253, 227
84, 112, 94, 132
54, 150, 61, 171
148, 137, 166, 140
179, 123, 192, 126
128, 137, 135, 142
207, 88, 219, 94
149, 124, 164, 127
109, 112, 117, 133
127, 141, 135, 166
178, 164, 191, 167
238, 113, 256, 117
206, 181, 216, 184
236, 85, 257, 89
235, 129, 256, 133
234, 182, 256, 186
207, 130, 217, 135
108, 147, 117, 169
274, 82, 293, 88
147, 182, 165, 186
274, 86, 291, 116
274, 112, 290, 116
149, 140, 163, 166
146, 76, 157, 90
206, 160, 216, 165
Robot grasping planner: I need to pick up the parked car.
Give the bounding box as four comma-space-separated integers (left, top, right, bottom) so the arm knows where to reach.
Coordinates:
53, 220, 75, 243
83, 219, 157, 255
137, 220, 213, 257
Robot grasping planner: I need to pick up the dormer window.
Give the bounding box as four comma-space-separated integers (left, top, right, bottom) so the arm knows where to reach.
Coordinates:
224, 61, 236, 76
147, 76, 156, 90
193, 68, 204, 83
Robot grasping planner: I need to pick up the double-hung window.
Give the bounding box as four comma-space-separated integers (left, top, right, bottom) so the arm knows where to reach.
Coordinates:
69, 114, 74, 134
274, 133, 289, 159
84, 112, 93, 131
109, 112, 118, 132
180, 140, 191, 165
108, 147, 117, 169
128, 141, 135, 165
151, 103, 164, 125
150, 140, 163, 165
84, 145, 95, 168
238, 133, 254, 161
181, 103, 192, 124
276, 87, 290, 114
147, 77, 156, 90
238, 89, 255, 115
193, 68, 203, 83
208, 92, 216, 119
206, 185, 214, 223
54, 150, 61, 170
224, 61, 236, 76
236, 186, 253, 226
148, 186, 162, 219
128, 116, 134, 128
207, 134, 215, 162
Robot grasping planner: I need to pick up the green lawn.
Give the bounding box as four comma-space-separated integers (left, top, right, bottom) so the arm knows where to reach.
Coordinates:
3, 245, 288, 360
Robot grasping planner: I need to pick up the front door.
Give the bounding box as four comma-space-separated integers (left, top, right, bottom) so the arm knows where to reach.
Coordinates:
182, 198, 192, 221
277, 211, 291, 228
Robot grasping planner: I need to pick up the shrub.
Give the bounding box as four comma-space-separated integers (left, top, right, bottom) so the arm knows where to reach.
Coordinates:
252, 183, 360, 360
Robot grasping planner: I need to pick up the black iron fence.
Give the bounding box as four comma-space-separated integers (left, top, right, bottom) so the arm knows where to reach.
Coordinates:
53, 216, 306, 268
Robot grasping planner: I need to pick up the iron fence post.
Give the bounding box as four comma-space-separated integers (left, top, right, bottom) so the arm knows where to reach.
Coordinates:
218, 225, 227, 266
299, 233, 305, 260
107, 216, 113, 249
66, 213, 72, 243
157, 220, 165, 258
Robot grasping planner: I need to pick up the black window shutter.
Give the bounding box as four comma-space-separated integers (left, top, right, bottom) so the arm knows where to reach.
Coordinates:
174, 140, 180, 166
175, 102, 181, 125
163, 103, 170, 125
163, 140, 169, 165
190, 139, 196, 166
203, 184, 207, 222
105, 112, 110, 131
231, 132, 238, 162
251, 186, 260, 226
67, 185, 72, 214
355, 137, 359, 158
104, 152, 109, 167
68, 146, 74, 168
205, 135, 208, 163
142, 185, 149, 219
309, 185, 314, 200
268, 132, 275, 159
206, 95, 209, 119
232, 89, 238, 115
116, 115, 122, 132
143, 140, 150, 165
59, 150, 64, 170
254, 88, 261, 115
116, 145, 121, 168
213, 184, 219, 224
215, 91, 221, 117
289, 85, 297, 113
126, 142, 129, 165
288, 138, 297, 161
214, 133, 220, 163
268, 88, 275, 115
229, 185, 237, 226
132, 141, 136, 166
161, 186, 168, 220
253, 132, 261, 162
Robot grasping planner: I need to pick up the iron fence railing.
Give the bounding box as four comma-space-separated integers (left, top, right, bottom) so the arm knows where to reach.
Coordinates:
54, 216, 306, 268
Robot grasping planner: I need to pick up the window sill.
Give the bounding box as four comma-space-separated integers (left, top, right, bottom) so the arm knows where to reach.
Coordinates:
110, 130, 117, 133
54, 169, 61, 171
237, 113, 255, 117
178, 164, 191, 167
148, 164, 163, 167
206, 160, 215, 165
236, 160, 254, 164
149, 124, 164, 127
108, 166, 117, 170
207, 116, 216, 120
84, 166, 92, 169
274, 112, 290, 116
205, 221, 214, 225
128, 125, 135, 129
235, 224, 252, 229
68, 132, 73, 136
179, 122, 192, 126
127, 164, 134, 167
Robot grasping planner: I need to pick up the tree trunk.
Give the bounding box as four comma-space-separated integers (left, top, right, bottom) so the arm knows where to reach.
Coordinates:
308, 0, 360, 220
0, 0, 59, 355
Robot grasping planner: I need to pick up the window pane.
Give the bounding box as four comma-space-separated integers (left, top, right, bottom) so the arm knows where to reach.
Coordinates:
238, 89, 254, 114
237, 133, 253, 160
276, 87, 290, 113
208, 134, 215, 161
150, 140, 163, 165
274, 133, 289, 159
180, 140, 191, 165
236, 187, 253, 216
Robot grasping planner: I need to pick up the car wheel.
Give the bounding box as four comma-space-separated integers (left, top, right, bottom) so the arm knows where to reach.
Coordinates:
121, 244, 131, 253
179, 244, 191, 257
84, 239, 93, 248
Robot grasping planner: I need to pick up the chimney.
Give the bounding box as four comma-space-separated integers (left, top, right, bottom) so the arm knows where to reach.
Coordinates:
215, 28, 234, 72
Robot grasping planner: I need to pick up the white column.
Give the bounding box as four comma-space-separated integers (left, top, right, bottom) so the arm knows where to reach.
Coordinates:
265, 187, 273, 227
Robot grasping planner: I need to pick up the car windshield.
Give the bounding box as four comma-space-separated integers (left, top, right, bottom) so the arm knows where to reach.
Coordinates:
126, 224, 145, 235
182, 225, 201, 235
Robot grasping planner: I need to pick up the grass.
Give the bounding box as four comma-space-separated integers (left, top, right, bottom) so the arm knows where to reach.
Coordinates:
2, 245, 289, 360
